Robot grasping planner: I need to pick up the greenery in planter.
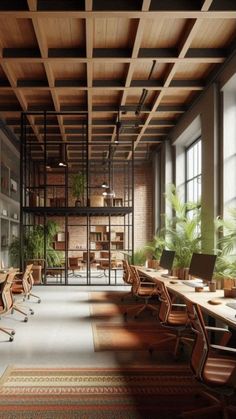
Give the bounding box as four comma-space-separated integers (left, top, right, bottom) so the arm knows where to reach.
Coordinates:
71, 172, 86, 206
9, 220, 62, 268
164, 185, 201, 269
214, 208, 236, 279
130, 249, 147, 266
144, 230, 165, 261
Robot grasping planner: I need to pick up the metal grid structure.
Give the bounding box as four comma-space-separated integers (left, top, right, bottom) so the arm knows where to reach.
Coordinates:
20, 111, 134, 285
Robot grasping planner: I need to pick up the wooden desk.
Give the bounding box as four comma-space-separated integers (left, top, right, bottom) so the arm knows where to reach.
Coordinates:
138, 267, 236, 330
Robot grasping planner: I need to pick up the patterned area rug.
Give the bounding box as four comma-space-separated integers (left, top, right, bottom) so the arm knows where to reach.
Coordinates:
0, 366, 210, 419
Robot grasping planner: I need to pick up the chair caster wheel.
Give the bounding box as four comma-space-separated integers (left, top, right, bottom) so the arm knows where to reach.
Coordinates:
9, 336, 14, 342
24, 317, 28, 322
38, 299, 41, 304
11, 331, 15, 336
30, 310, 34, 315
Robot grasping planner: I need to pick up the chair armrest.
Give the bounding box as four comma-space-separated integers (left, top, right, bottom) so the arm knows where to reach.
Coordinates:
206, 326, 232, 346
206, 326, 231, 333
210, 344, 236, 353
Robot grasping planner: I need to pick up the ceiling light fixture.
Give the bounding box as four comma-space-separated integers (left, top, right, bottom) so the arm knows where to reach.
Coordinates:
101, 181, 109, 189
58, 161, 67, 167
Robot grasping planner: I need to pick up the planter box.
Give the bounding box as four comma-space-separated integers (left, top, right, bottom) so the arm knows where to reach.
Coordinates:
90, 196, 104, 207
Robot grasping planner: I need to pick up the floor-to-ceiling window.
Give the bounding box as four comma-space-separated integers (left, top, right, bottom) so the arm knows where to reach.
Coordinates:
185, 138, 202, 207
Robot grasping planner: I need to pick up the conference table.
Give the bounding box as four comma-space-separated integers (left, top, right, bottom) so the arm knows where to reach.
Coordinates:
138, 267, 236, 330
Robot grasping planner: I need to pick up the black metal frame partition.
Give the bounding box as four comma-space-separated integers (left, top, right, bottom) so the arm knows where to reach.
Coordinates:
20, 111, 134, 286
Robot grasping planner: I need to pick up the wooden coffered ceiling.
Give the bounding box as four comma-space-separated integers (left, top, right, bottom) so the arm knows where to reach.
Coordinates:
0, 0, 236, 161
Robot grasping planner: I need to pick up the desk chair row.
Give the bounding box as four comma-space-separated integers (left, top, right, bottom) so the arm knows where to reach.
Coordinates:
0, 265, 41, 342
121, 260, 236, 418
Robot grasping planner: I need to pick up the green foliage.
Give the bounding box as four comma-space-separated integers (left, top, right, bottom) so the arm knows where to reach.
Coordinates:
164, 184, 201, 268
144, 231, 165, 260
9, 220, 62, 268
132, 249, 147, 266
215, 208, 236, 278
71, 172, 86, 199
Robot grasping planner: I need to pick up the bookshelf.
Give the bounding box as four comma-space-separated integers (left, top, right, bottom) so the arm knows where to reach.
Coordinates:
0, 134, 20, 268
90, 225, 124, 252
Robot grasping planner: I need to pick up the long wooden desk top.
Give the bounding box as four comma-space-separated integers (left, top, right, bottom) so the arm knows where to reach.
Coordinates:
138, 267, 236, 330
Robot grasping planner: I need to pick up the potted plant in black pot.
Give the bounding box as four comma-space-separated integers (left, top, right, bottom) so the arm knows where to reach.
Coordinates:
71, 172, 86, 207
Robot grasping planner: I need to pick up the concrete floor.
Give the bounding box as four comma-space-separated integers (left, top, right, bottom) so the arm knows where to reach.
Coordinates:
0, 284, 163, 377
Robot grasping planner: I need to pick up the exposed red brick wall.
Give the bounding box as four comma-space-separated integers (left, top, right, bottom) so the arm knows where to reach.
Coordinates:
134, 163, 153, 250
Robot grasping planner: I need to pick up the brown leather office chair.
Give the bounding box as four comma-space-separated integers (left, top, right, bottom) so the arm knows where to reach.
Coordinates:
149, 280, 193, 358
0, 268, 31, 337
82, 252, 95, 266
124, 265, 159, 318
0, 272, 15, 341
68, 257, 82, 277
120, 259, 133, 301
12, 264, 36, 314
181, 300, 236, 418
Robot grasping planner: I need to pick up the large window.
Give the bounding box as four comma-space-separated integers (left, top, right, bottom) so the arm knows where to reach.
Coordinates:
185, 138, 202, 205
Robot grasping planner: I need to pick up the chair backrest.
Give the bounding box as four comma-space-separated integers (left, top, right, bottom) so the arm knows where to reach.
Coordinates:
184, 299, 210, 381
83, 252, 95, 263
68, 257, 79, 268
157, 280, 172, 323
1, 269, 18, 313
100, 251, 109, 259
129, 265, 141, 295
22, 264, 34, 293
122, 260, 132, 285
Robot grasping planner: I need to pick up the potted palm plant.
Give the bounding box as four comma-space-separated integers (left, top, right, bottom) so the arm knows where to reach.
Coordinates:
214, 208, 236, 290
144, 231, 166, 269
9, 221, 63, 282
164, 185, 201, 279
71, 172, 86, 206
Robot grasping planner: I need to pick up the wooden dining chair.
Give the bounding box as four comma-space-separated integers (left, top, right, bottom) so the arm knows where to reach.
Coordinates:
181, 300, 236, 418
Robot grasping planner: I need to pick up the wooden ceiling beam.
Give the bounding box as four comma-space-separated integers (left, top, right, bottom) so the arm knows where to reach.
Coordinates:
0, 56, 225, 64
128, 0, 215, 158
0, 11, 235, 18
2, 47, 226, 60
27, 0, 66, 143
0, 61, 41, 142
2, 81, 203, 92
